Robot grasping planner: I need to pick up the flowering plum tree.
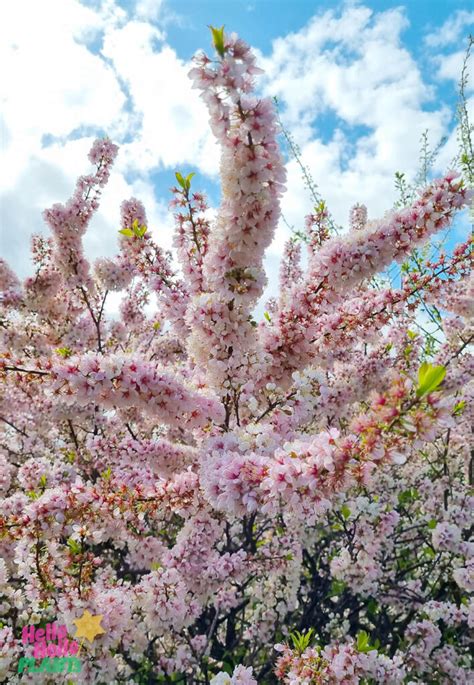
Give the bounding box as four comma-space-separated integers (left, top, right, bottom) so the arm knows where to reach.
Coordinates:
0, 27, 473, 685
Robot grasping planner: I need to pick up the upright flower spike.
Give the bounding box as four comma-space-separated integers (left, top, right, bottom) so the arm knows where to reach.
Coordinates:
279, 239, 303, 302
305, 201, 331, 256
349, 203, 368, 231
189, 28, 286, 302
0, 258, 23, 310
186, 29, 286, 395
43, 138, 119, 291
171, 172, 210, 297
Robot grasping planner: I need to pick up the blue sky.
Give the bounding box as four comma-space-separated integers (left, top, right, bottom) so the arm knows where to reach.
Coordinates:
1, 0, 473, 311
151, 0, 471, 59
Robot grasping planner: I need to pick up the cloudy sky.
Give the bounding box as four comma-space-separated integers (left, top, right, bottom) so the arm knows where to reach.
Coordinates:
1, 0, 473, 308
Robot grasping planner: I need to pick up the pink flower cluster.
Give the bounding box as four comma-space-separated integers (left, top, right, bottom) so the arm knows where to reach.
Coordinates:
43, 138, 118, 289
0, 25, 472, 685
275, 640, 405, 684
52, 353, 225, 428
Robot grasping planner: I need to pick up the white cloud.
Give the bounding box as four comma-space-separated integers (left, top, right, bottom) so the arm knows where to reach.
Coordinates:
259, 4, 453, 243
435, 49, 474, 92
0, 1, 126, 188
260, 6, 417, 131
0, 0, 217, 280
135, 0, 164, 22
425, 10, 474, 48
434, 93, 474, 173
101, 21, 219, 175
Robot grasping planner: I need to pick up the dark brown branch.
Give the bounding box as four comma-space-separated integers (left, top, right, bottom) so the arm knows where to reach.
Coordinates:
3, 365, 49, 376
445, 334, 474, 367
79, 286, 104, 354
67, 419, 79, 450
0, 416, 28, 437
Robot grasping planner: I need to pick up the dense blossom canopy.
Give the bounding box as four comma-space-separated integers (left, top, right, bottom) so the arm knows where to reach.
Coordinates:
0, 28, 473, 684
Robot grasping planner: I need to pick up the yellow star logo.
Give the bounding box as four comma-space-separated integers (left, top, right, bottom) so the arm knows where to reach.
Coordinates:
73, 610, 105, 644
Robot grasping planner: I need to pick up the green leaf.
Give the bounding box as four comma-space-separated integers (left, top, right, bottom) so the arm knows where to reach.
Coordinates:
67, 538, 81, 555
398, 488, 418, 505
102, 467, 112, 481
119, 220, 147, 239
416, 362, 446, 398
175, 170, 195, 192
185, 172, 195, 190
64, 450, 76, 464
56, 347, 72, 358
264, 311, 271, 322
175, 171, 186, 190
341, 504, 351, 520
366, 598, 378, 617
329, 579, 346, 597
39, 474, 47, 489
209, 25, 225, 58
290, 628, 314, 655
356, 630, 372, 653
222, 662, 234, 675
427, 519, 437, 529
453, 400, 466, 416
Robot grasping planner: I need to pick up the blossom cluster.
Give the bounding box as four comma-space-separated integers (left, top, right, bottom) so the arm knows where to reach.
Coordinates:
0, 26, 472, 685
